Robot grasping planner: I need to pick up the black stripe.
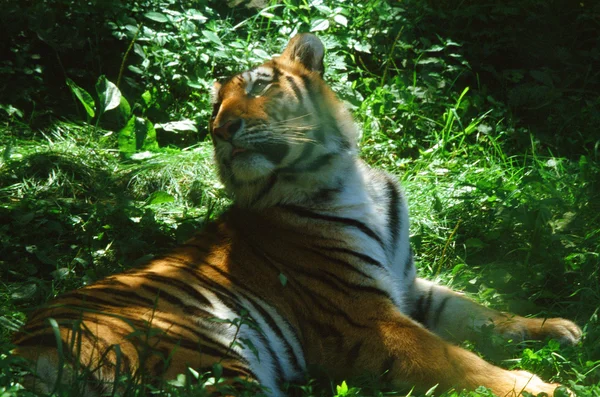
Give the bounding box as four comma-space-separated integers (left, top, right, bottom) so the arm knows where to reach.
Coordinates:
256, 71, 273, 79
140, 272, 213, 307
290, 265, 351, 296
158, 256, 242, 311
281, 204, 384, 246
346, 340, 363, 363
242, 240, 319, 314
298, 75, 328, 143
314, 245, 384, 269
58, 290, 157, 316
262, 249, 369, 329
299, 75, 319, 112
232, 285, 303, 373
298, 152, 334, 172
306, 318, 344, 355
255, 247, 370, 328
93, 287, 156, 307
403, 250, 414, 277
250, 174, 278, 206
184, 258, 304, 373
279, 143, 315, 172
385, 177, 401, 252
271, 65, 281, 81
307, 246, 375, 279
220, 365, 254, 379
285, 75, 303, 101
80, 312, 243, 362
311, 187, 341, 203
432, 296, 450, 329
412, 287, 434, 327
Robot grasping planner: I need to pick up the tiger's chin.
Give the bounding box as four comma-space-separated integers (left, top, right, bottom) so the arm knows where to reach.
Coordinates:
230, 152, 275, 182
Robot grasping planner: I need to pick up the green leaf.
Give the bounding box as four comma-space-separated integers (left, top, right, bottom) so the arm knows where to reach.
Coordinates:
128, 65, 144, 75
554, 386, 572, 397
253, 48, 270, 60
141, 90, 153, 107
353, 42, 371, 53
0, 104, 23, 118
465, 238, 485, 248
144, 12, 169, 23
117, 95, 131, 121
187, 9, 207, 22
424, 384, 438, 396
333, 14, 348, 27
147, 191, 175, 205
118, 116, 137, 154
278, 273, 288, 287
310, 19, 330, 32
66, 78, 95, 118
96, 75, 122, 115
212, 362, 223, 381
140, 118, 159, 151
238, 337, 260, 360
118, 116, 157, 154
336, 381, 348, 396
155, 120, 197, 133
202, 30, 222, 46
10, 283, 37, 301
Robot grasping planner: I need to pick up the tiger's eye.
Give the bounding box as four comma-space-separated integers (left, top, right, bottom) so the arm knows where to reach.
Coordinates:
249, 80, 269, 97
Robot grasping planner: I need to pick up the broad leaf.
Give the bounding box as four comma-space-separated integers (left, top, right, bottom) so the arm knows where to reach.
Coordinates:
147, 191, 174, 205
333, 14, 348, 27
66, 78, 95, 118
96, 75, 121, 115
144, 12, 169, 23
155, 119, 197, 133
187, 9, 207, 22
140, 118, 159, 151
310, 19, 330, 32
117, 95, 131, 121
119, 116, 158, 154
118, 116, 137, 154
202, 30, 222, 46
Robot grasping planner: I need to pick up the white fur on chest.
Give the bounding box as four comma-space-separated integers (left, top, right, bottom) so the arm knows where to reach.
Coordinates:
315, 161, 414, 312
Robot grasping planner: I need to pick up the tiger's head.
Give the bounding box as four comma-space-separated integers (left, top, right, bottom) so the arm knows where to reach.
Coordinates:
210, 34, 359, 208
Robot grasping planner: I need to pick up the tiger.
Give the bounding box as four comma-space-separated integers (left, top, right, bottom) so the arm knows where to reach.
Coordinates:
13, 33, 582, 397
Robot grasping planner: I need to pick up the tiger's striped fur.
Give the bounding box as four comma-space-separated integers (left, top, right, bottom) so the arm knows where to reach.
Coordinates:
14, 34, 581, 396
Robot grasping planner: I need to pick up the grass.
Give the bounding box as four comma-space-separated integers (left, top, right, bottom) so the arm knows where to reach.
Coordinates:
1, 109, 599, 396
1, 0, 599, 395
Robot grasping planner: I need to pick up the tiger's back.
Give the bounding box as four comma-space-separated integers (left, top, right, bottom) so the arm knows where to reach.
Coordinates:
14, 202, 408, 395
14, 34, 581, 397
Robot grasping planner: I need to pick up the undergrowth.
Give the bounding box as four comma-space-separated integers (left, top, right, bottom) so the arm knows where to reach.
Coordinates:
1, 0, 599, 396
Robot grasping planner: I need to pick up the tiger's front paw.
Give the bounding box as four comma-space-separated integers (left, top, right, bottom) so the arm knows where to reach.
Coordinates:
537, 318, 582, 345
495, 316, 582, 346
522, 317, 582, 346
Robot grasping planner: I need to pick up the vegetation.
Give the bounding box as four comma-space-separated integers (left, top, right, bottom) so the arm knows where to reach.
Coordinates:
1, 0, 598, 396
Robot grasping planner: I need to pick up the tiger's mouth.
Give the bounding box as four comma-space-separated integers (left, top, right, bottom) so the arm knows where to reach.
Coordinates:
231, 147, 248, 158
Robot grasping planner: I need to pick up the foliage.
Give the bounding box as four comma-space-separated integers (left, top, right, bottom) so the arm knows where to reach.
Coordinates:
0, 0, 599, 396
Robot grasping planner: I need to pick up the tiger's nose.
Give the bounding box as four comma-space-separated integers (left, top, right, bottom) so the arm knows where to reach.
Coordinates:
212, 119, 243, 141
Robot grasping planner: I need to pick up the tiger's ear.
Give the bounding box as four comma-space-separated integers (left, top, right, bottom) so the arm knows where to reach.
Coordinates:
280, 34, 325, 75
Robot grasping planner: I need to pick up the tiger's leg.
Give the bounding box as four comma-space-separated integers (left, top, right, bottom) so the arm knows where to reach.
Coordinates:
325, 310, 563, 396
14, 344, 260, 397
407, 278, 581, 345
13, 317, 265, 397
